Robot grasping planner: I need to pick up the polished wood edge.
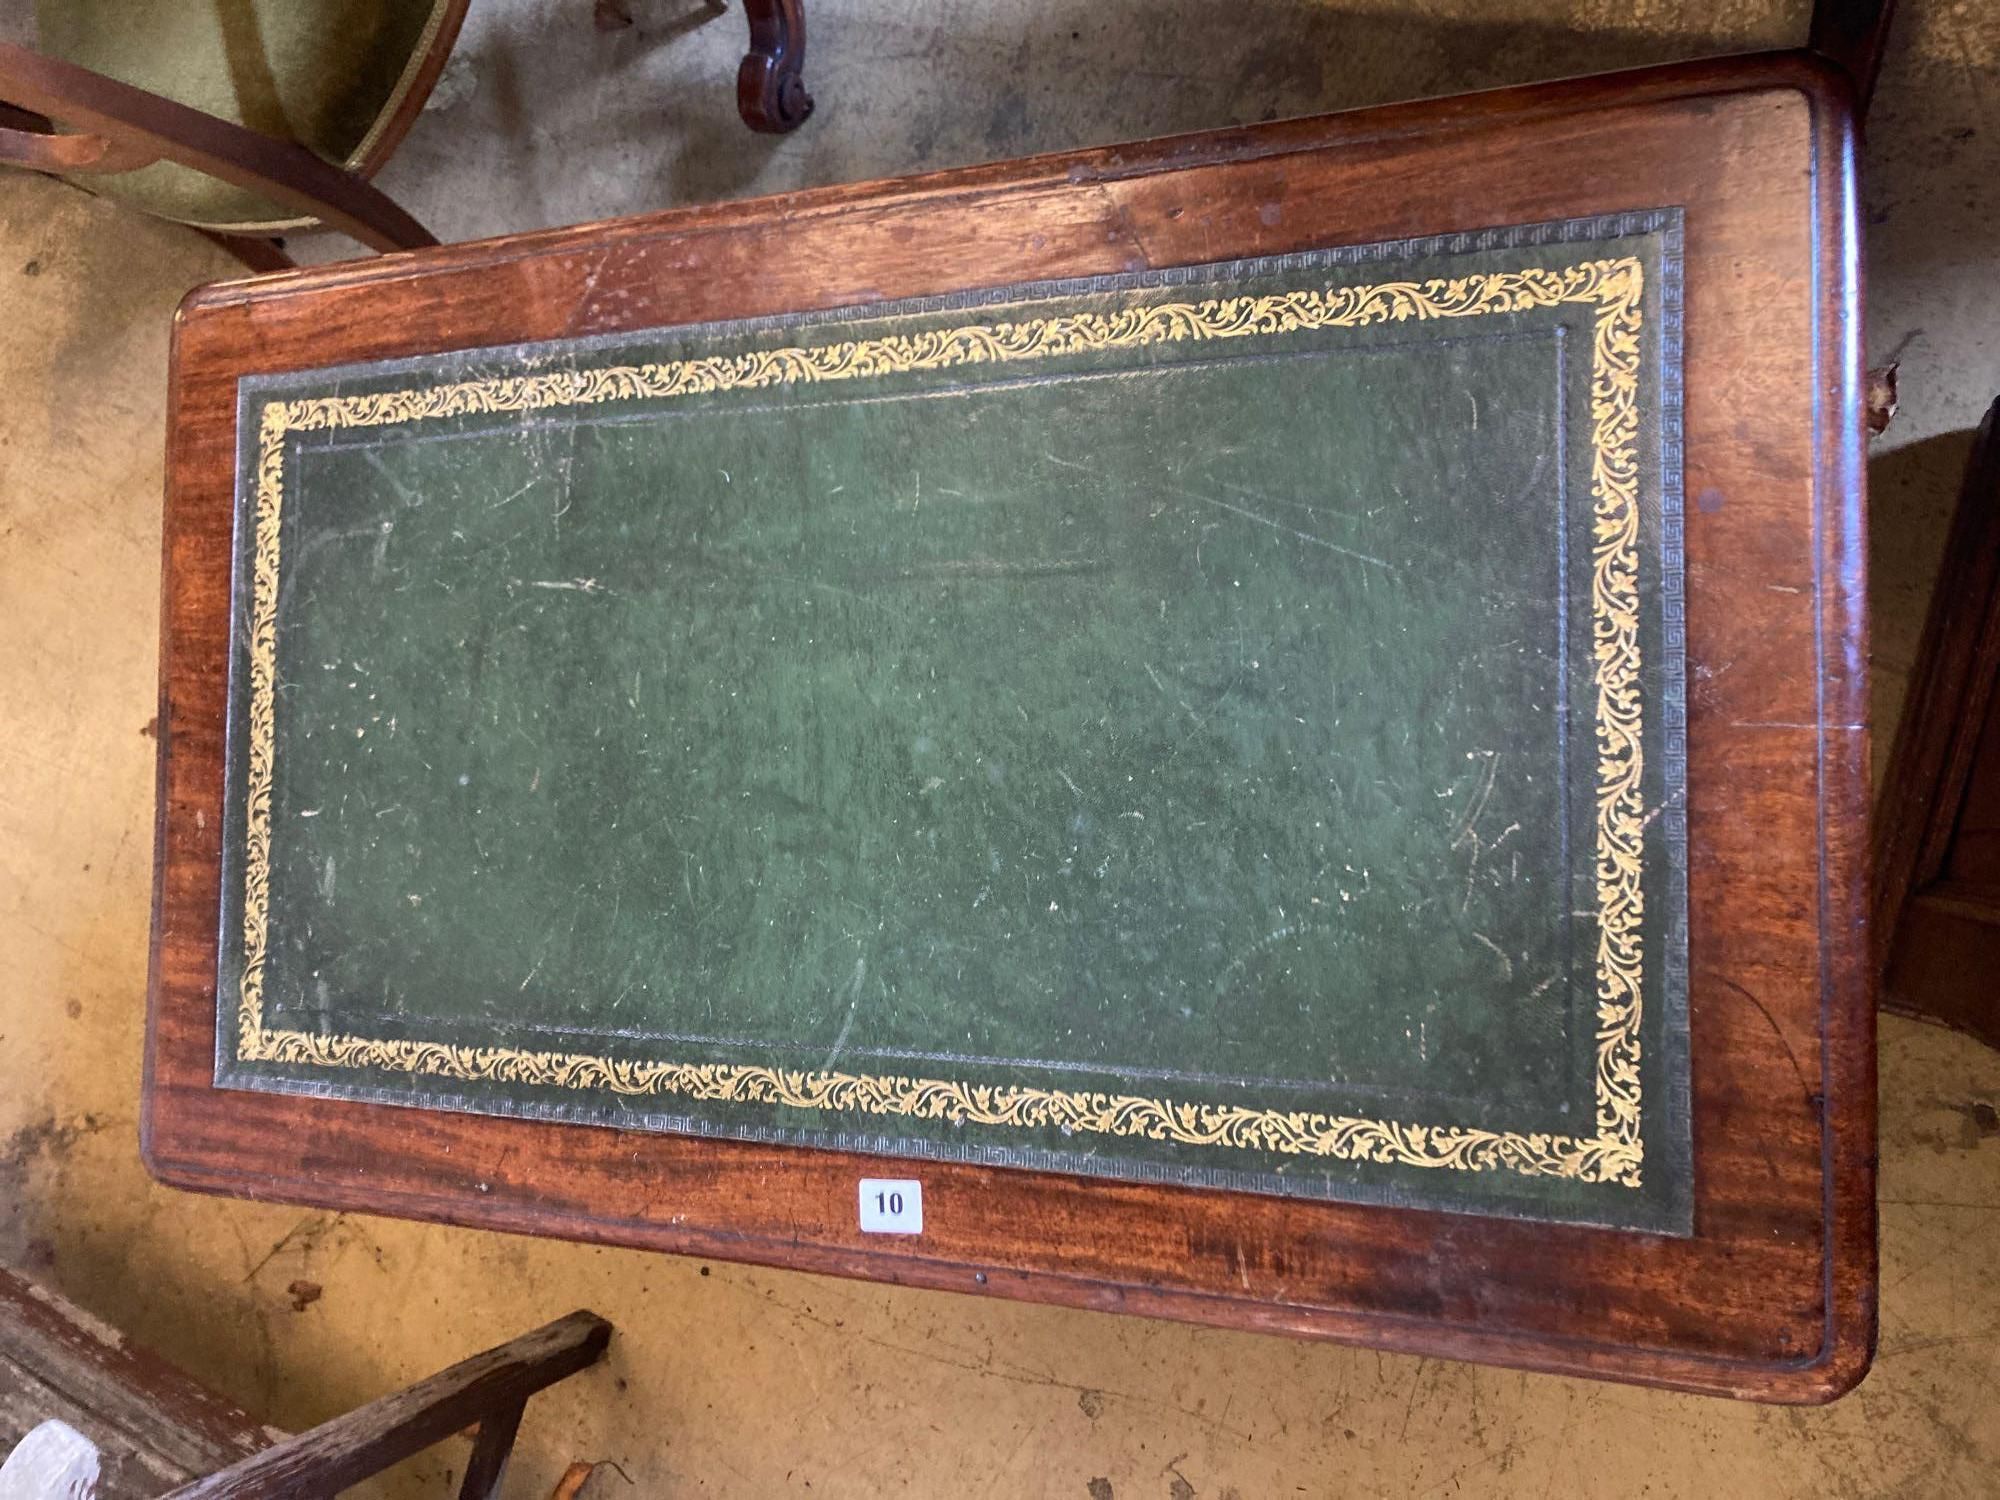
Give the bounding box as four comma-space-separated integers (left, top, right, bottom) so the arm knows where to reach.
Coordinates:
134, 1142, 1855, 1404
1800, 60, 1878, 1402
175, 51, 1857, 312
146, 52, 1875, 1402
140, 335, 189, 1204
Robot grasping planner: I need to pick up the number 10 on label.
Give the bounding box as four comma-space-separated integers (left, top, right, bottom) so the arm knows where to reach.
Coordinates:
858, 1178, 923, 1234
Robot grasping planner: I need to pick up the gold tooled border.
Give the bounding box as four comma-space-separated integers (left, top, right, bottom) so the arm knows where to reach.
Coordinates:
236, 260, 1648, 1186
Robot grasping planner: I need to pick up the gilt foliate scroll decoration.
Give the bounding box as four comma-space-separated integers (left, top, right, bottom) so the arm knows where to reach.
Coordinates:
237, 260, 1650, 1186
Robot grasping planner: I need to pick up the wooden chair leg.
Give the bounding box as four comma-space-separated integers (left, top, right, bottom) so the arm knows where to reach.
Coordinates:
457, 1396, 527, 1500
1875, 395, 2000, 1050
198, 230, 295, 275
162, 1310, 612, 1497
1807, 0, 1897, 118
739, 0, 812, 133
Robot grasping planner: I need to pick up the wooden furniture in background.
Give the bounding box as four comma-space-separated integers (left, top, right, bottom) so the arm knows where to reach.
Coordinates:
1875, 394, 2000, 1051
0, 39, 444, 268
740, 0, 812, 133
0, 1267, 611, 1500
169, 1311, 610, 1500
0, 0, 816, 271
0, 0, 1890, 271
0, 1268, 273, 1499
148, 52, 1873, 1402
1807, 0, 1897, 114
0, 0, 470, 266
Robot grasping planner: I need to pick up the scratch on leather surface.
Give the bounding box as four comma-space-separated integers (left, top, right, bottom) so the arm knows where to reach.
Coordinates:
233, 256, 1652, 1186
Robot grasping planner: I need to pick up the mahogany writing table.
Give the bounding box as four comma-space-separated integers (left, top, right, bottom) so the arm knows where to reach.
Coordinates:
148, 53, 1874, 1400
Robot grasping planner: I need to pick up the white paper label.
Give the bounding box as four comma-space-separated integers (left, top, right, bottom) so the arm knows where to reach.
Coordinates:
858, 1178, 923, 1234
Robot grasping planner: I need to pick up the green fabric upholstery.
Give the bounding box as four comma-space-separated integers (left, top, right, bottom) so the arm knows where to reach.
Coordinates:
36, 0, 450, 230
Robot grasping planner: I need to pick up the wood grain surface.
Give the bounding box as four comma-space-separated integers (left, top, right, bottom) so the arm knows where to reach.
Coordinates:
0, 1267, 277, 1495
147, 52, 1874, 1401
1876, 393, 2000, 1047
169, 1311, 609, 1499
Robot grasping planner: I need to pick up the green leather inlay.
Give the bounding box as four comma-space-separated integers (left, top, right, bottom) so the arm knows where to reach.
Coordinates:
219, 217, 1690, 1229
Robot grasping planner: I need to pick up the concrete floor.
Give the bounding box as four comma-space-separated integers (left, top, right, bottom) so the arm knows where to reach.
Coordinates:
3, 0, 1999, 1494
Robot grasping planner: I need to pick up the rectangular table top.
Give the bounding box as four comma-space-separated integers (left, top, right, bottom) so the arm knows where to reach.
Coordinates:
149, 53, 1874, 1400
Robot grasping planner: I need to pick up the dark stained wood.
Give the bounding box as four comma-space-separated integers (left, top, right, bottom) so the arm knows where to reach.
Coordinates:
738, 0, 812, 133
148, 53, 1874, 1402
195, 231, 295, 275
0, 99, 49, 132
0, 43, 435, 252
455, 1397, 526, 1500
0, 1267, 608, 1498
350, 0, 474, 181
1808, 0, 1898, 116
163, 1312, 611, 1499
0, 1267, 275, 1497
1876, 394, 2000, 1048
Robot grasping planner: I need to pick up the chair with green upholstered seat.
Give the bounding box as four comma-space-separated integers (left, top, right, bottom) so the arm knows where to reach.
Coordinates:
0, 0, 817, 269
0, 0, 467, 265
41, 0, 465, 235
